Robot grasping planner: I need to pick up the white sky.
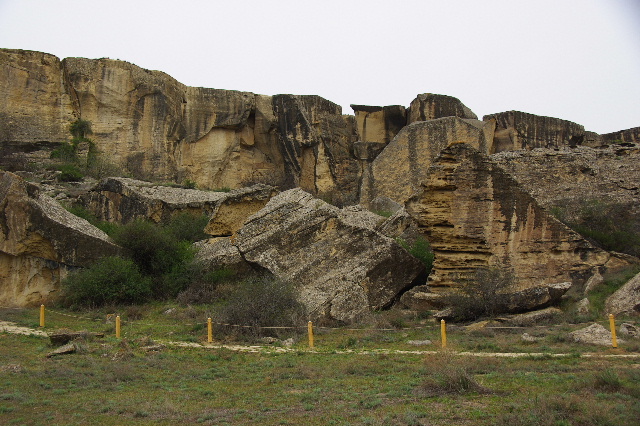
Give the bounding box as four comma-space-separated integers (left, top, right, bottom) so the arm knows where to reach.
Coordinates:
0, 0, 638, 134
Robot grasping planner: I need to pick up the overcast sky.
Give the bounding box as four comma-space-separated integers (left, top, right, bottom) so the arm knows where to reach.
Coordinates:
1, 0, 638, 134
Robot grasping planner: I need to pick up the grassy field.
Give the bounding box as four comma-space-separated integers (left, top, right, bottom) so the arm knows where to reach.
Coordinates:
1, 305, 639, 426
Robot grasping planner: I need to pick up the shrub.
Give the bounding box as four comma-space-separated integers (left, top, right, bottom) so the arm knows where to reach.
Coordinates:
443, 267, 515, 321
163, 213, 210, 243
59, 256, 152, 308
69, 119, 92, 141
421, 352, 492, 395
50, 142, 78, 163
397, 237, 434, 275
216, 274, 307, 339
57, 164, 84, 182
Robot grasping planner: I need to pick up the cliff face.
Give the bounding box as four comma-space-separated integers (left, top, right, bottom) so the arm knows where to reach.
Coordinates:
405, 144, 612, 292
0, 49, 358, 201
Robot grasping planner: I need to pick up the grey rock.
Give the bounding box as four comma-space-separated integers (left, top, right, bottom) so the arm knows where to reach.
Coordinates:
605, 272, 640, 316
584, 271, 604, 295
407, 340, 432, 346
619, 323, 640, 338
46, 343, 76, 358
501, 307, 564, 327
576, 298, 591, 315
569, 323, 624, 346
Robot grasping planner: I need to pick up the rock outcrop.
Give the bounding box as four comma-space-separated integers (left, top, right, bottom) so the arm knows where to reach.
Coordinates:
482, 110, 600, 152
407, 93, 477, 124
0, 49, 358, 202
360, 117, 494, 206
601, 127, 640, 144
0, 171, 120, 306
198, 189, 427, 324
490, 144, 640, 214
81, 177, 278, 226
605, 271, 640, 316
405, 144, 613, 292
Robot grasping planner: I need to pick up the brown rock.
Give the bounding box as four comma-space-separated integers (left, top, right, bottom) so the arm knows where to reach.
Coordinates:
407, 93, 477, 124
351, 104, 406, 144
0, 171, 121, 307
601, 127, 640, 144
360, 117, 495, 206
483, 110, 595, 152
405, 144, 611, 294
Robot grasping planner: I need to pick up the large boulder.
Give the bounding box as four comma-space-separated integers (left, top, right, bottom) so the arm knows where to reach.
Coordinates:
80, 177, 278, 226
605, 271, 640, 316
569, 323, 623, 346
0, 171, 120, 306
359, 116, 495, 206
405, 144, 614, 294
199, 189, 427, 324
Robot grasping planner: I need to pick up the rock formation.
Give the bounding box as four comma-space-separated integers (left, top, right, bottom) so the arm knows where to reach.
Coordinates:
0, 49, 358, 202
407, 93, 477, 124
197, 189, 427, 324
482, 110, 601, 152
405, 144, 614, 292
0, 171, 120, 306
601, 126, 640, 144
80, 177, 278, 226
359, 117, 495, 206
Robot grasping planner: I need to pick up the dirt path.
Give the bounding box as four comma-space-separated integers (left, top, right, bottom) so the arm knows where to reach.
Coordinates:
2, 319, 639, 358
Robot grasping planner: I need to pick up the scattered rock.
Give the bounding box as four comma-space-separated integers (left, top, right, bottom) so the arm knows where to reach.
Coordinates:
46, 343, 76, 357
569, 323, 624, 346
500, 307, 564, 327
521, 333, 541, 343
605, 271, 640, 316
584, 271, 604, 295
407, 340, 432, 346
282, 338, 294, 348
49, 330, 104, 346
619, 323, 640, 338
576, 298, 591, 315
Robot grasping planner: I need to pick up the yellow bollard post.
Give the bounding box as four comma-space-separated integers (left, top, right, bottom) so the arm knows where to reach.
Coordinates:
308, 321, 314, 349
116, 315, 121, 339
207, 318, 213, 344
39, 304, 45, 328
441, 319, 447, 349
609, 314, 618, 348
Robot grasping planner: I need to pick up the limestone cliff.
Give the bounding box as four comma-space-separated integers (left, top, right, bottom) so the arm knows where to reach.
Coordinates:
0, 49, 358, 201
601, 127, 640, 144
405, 144, 613, 292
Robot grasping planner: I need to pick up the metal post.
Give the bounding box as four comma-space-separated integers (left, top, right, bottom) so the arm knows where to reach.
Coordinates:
116, 315, 121, 338
207, 318, 213, 343
441, 319, 447, 348
308, 321, 314, 349
609, 314, 618, 348
39, 304, 45, 328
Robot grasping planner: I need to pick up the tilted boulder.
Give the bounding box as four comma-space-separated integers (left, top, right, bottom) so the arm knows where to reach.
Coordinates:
81, 177, 278, 226
360, 116, 495, 206
199, 189, 427, 324
0, 171, 120, 306
605, 271, 640, 316
405, 144, 614, 295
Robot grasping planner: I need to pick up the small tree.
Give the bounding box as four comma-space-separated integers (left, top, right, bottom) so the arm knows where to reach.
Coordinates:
69, 119, 92, 141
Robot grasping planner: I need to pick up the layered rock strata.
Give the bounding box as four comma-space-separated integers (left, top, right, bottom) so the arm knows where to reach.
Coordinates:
601, 127, 640, 144
405, 144, 613, 292
0, 171, 120, 306
359, 117, 495, 206
407, 93, 477, 124
197, 189, 427, 324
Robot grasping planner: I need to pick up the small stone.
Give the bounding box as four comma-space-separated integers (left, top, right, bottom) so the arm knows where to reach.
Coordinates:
407, 340, 432, 346
619, 323, 640, 338
46, 343, 76, 358
521, 333, 540, 343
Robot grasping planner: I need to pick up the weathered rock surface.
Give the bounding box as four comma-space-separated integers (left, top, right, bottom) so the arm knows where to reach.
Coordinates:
199, 189, 427, 324
0, 171, 120, 306
601, 127, 640, 144
0, 49, 358, 202
619, 323, 639, 337
491, 144, 640, 216
351, 104, 406, 144
499, 307, 564, 327
405, 144, 612, 292
80, 176, 278, 226
483, 110, 598, 152
569, 323, 622, 346
605, 271, 640, 316
407, 93, 477, 124
360, 117, 495, 206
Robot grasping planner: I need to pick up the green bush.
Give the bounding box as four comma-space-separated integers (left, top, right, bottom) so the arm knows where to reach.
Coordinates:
163, 213, 210, 243
216, 274, 306, 339
59, 256, 152, 308
397, 237, 434, 275
57, 164, 84, 182
50, 142, 78, 163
